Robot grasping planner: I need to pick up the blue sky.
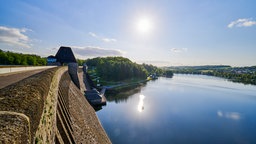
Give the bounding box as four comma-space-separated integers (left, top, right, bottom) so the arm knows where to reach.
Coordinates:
0, 0, 256, 66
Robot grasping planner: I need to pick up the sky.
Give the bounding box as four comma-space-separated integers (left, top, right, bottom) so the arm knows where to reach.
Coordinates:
0, 0, 256, 66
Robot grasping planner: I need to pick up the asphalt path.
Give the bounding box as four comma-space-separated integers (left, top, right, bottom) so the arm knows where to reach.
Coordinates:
0, 69, 47, 89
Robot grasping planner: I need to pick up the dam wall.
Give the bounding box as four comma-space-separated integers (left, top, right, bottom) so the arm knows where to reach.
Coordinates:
68, 63, 80, 89
0, 66, 110, 143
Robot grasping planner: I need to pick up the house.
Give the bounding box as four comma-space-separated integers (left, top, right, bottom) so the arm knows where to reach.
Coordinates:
149, 73, 158, 79
46, 55, 58, 66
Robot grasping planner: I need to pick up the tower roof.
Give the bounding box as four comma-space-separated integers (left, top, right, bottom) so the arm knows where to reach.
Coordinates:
55, 46, 77, 64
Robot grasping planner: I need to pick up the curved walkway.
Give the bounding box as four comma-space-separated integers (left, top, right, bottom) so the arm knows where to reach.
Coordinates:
0, 69, 47, 89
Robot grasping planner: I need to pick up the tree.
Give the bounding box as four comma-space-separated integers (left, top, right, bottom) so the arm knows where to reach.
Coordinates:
0, 49, 47, 66
0, 50, 8, 64
86, 57, 149, 81
27, 56, 36, 65
165, 70, 173, 78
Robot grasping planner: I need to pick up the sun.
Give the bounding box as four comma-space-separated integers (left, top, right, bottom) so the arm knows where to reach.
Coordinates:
136, 17, 153, 33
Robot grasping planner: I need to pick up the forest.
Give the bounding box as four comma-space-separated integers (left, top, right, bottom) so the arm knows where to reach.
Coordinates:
0, 49, 47, 66
85, 57, 168, 81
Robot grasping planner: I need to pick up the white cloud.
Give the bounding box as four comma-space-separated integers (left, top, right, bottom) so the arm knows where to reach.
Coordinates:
217, 111, 223, 117
102, 38, 117, 42
71, 46, 124, 58
0, 26, 31, 48
226, 112, 241, 120
88, 32, 97, 38
217, 110, 241, 120
171, 48, 188, 53
88, 32, 117, 43
228, 18, 256, 28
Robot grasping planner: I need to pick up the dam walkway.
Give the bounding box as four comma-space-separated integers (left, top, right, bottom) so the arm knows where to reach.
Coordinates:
0, 68, 51, 89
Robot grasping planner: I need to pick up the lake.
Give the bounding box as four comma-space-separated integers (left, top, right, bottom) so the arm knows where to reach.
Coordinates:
96, 74, 256, 144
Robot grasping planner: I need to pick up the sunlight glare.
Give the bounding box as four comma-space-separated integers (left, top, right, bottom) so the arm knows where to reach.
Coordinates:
137, 94, 145, 112
136, 17, 153, 34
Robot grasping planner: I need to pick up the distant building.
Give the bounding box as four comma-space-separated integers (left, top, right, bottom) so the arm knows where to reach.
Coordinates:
47, 46, 77, 65
46, 55, 58, 65
149, 73, 158, 79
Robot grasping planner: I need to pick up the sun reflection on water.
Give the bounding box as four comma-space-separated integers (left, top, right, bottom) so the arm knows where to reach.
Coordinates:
137, 94, 145, 112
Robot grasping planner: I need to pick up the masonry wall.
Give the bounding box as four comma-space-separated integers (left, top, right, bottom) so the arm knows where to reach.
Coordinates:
0, 66, 110, 144
0, 67, 61, 143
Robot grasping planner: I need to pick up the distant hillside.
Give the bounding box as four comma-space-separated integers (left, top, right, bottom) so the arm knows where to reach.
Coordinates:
167, 65, 231, 70
167, 65, 256, 85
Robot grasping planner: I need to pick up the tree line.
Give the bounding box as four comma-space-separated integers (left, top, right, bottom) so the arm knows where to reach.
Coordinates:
86, 57, 171, 81
169, 66, 256, 85
0, 49, 87, 66
0, 49, 46, 66
202, 70, 256, 85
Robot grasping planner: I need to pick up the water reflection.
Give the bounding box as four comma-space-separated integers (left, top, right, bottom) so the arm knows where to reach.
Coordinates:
105, 84, 146, 103
217, 110, 241, 120
137, 94, 145, 112
97, 76, 256, 144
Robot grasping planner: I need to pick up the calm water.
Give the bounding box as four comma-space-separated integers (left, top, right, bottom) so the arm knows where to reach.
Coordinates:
97, 74, 256, 144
